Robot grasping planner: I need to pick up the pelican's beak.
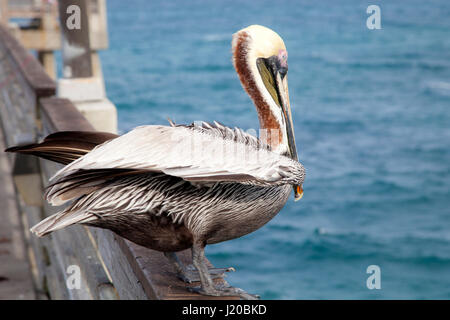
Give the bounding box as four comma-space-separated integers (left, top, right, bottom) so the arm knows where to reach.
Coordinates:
275, 60, 305, 203
256, 54, 302, 201
275, 72, 298, 162
273, 63, 304, 202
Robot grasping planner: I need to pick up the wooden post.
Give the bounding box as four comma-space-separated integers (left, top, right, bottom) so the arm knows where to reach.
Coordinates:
57, 0, 117, 134
37, 51, 55, 80
58, 0, 92, 78
37, 3, 57, 79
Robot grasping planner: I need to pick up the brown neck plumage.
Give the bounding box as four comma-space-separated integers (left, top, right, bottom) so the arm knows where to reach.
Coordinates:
232, 32, 283, 150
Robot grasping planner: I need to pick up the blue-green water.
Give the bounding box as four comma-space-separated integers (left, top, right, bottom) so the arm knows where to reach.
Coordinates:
100, 0, 450, 299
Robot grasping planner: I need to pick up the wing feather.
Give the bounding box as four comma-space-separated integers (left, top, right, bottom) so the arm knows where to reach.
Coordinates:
47, 123, 305, 205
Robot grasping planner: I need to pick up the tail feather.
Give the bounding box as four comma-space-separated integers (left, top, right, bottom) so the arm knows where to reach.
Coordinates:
30, 208, 96, 237
5, 131, 118, 165
32, 169, 146, 236
5, 131, 120, 237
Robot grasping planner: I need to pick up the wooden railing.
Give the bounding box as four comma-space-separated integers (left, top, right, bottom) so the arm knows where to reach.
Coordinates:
0, 23, 238, 300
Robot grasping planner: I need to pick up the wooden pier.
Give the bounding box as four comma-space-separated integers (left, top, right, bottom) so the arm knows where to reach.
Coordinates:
0, 1, 241, 300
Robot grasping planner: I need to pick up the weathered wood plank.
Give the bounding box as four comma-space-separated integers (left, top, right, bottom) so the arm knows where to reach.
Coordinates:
0, 128, 35, 300
40, 97, 95, 132
0, 23, 55, 98
0, 48, 35, 147
39, 157, 119, 300
19, 200, 50, 299
90, 228, 148, 300
124, 241, 238, 300
0, 33, 51, 299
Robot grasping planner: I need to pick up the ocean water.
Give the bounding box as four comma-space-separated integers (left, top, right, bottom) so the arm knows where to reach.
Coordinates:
100, 0, 450, 299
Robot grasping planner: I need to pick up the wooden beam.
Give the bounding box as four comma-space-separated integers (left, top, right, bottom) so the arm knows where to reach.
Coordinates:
0, 128, 35, 299
0, 23, 55, 98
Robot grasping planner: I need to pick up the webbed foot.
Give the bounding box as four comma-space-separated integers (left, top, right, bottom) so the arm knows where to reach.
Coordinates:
177, 264, 235, 283
187, 283, 260, 300
164, 251, 234, 283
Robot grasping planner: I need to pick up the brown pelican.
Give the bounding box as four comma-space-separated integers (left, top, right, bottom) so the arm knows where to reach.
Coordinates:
6, 25, 305, 299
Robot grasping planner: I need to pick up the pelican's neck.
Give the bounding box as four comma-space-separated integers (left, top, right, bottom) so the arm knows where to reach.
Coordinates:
232, 31, 288, 154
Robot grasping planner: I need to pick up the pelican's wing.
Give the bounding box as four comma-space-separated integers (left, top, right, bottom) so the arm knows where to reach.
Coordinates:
47, 123, 304, 205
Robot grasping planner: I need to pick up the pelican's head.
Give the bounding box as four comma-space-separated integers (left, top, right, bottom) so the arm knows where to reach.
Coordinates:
232, 25, 302, 200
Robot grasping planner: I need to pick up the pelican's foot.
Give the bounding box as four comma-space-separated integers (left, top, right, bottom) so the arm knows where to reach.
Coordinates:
164, 252, 234, 284
188, 284, 260, 300
177, 265, 235, 283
